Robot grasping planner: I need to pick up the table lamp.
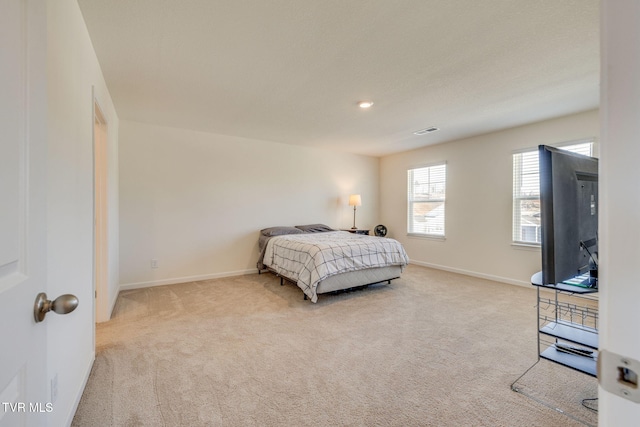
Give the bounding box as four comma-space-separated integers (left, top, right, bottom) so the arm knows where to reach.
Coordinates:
349, 194, 362, 229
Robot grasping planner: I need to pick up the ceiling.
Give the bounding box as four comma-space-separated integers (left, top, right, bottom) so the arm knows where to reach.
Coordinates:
77, 0, 600, 157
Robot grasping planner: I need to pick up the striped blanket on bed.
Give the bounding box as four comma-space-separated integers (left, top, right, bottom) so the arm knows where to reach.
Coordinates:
262, 231, 409, 302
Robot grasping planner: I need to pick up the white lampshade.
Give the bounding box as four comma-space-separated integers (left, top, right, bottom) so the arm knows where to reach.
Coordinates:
348, 194, 362, 207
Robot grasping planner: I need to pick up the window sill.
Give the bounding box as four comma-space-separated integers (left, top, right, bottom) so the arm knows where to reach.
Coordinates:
407, 233, 446, 241
512, 242, 541, 250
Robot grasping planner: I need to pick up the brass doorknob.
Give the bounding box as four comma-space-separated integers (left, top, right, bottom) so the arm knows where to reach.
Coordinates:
34, 293, 79, 323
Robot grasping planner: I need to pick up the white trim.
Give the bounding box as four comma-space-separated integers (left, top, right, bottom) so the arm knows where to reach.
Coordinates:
407, 159, 448, 171
65, 351, 95, 427
407, 233, 446, 240
119, 268, 258, 291
106, 286, 119, 322
407, 162, 447, 236
511, 242, 541, 250
511, 137, 597, 155
409, 259, 531, 288
511, 139, 595, 246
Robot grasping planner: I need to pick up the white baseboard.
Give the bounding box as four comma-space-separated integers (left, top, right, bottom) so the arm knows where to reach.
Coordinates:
119, 268, 258, 291
120, 263, 532, 291
65, 351, 95, 427
409, 259, 531, 288
107, 287, 119, 319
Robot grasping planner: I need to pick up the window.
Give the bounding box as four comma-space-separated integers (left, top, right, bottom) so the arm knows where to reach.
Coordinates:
408, 163, 446, 236
512, 141, 593, 245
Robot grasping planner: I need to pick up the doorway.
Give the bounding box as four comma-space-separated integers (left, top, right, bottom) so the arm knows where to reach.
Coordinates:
94, 101, 109, 322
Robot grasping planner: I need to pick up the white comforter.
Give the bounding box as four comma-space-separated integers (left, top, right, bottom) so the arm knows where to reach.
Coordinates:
262, 231, 409, 302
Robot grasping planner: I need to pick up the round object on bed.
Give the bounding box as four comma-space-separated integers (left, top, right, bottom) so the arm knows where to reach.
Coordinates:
374, 224, 387, 237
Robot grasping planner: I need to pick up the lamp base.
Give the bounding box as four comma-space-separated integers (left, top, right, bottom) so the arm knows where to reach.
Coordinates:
351, 205, 358, 230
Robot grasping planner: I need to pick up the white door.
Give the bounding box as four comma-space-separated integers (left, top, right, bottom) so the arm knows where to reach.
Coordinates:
0, 1, 49, 425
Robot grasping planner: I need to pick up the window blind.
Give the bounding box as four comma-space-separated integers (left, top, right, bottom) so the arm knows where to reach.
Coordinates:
407, 163, 446, 236
512, 142, 593, 245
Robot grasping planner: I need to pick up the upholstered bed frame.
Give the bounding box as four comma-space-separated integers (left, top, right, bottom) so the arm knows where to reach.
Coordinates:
275, 265, 402, 299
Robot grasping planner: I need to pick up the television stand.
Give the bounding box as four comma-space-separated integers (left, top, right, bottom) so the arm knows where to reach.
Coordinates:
530, 271, 599, 377
510, 272, 599, 426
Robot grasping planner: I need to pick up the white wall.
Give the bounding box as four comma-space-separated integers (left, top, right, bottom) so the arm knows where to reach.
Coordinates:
119, 120, 379, 288
599, 0, 640, 424
380, 109, 599, 286
46, 0, 119, 424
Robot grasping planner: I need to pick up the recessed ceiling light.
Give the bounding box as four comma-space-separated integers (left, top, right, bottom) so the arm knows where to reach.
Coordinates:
413, 127, 439, 135
358, 101, 374, 109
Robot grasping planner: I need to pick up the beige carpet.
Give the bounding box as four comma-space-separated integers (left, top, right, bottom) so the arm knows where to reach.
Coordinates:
72, 265, 597, 426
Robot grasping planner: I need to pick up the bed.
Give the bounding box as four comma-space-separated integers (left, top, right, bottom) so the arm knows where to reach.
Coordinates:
257, 224, 409, 302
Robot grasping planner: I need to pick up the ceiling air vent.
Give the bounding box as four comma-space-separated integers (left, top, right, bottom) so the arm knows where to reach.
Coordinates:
413, 127, 440, 136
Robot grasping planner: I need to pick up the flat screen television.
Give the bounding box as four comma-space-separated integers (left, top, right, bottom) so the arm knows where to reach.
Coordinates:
539, 145, 599, 287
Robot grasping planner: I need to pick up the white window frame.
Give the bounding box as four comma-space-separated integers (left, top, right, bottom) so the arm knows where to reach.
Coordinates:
407, 162, 447, 238
512, 140, 594, 246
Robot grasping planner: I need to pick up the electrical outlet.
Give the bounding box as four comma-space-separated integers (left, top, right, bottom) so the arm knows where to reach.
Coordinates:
151, 259, 158, 269
51, 373, 58, 404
